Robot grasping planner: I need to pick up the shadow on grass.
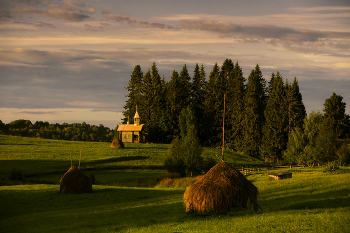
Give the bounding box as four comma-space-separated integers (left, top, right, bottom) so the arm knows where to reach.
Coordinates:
259, 188, 350, 212
0, 185, 187, 232
84, 155, 149, 165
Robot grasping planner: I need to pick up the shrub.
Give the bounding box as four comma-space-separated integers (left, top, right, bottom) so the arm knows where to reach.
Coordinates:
164, 137, 186, 177
337, 142, 350, 165
323, 162, 340, 173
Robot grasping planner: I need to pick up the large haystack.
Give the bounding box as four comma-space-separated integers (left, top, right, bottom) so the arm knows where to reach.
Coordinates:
110, 139, 125, 148
184, 162, 259, 214
60, 166, 92, 193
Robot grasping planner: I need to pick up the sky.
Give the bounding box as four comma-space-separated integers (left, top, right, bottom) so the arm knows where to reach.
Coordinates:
0, 0, 349, 129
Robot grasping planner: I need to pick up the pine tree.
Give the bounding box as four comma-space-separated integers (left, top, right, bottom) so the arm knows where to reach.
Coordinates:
226, 62, 245, 151
123, 65, 143, 124
203, 62, 220, 145
285, 77, 306, 133
242, 64, 267, 158
323, 92, 349, 138
191, 63, 207, 141
260, 72, 288, 162
166, 70, 182, 138
178, 64, 191, 107
149, 62, 165, 142
140, 68, 152, 137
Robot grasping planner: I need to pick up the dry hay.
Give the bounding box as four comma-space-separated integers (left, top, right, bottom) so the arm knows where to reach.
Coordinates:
111, 139, 125, 148
184, 161, 259, 214
60, 166, 92, 193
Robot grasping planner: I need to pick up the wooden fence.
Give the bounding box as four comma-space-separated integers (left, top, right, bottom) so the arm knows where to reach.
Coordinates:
239, 165, 306, 175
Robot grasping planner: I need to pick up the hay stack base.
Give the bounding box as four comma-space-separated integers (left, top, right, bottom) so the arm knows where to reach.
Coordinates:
184, 162, 259, 214
111, 139, 125, 148
60, 166, 92, 193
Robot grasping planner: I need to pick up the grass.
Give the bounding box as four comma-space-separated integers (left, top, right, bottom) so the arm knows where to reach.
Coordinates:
1, 135, 350, 232
1, 169, 349, 232
0, 135, 267, 185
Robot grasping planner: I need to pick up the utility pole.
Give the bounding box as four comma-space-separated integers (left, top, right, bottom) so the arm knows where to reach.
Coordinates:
222, 94, 225, 161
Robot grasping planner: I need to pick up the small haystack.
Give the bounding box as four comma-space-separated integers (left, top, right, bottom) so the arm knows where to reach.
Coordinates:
110, 139, 125, 148
184, 162, 259, 214
60, 166, 92, 193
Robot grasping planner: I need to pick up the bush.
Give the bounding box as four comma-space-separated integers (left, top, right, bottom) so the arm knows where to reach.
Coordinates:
323, 162, 340, 173
8, 169, 24, 181
337, 142, 350, 165
164, 137, 186, 177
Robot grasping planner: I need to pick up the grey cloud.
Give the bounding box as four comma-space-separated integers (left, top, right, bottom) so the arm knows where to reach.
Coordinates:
19, 111, 59, 114
139, 21, 149, 28
84, 23, 103, 31
180, 20, 328, 42
5, 2, 90, 22
34, 20, 56, 28
180, 20, 350, 56
40, 9, 89, 21
103, 14, 138, 24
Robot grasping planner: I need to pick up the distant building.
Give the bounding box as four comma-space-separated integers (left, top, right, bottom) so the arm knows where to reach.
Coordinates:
117, 109, 145, 143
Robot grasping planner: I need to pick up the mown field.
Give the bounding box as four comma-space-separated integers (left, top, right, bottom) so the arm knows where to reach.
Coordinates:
1, 135, 350, 232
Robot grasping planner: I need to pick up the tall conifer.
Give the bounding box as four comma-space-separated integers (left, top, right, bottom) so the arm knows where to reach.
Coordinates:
166, 70, 182, 137
227, 62, 246, 150
191, 63, 207, 141
150, 62, 165, 142
123, 65, 143, 124
242, 65, 267, 157
323, 92, 349, 138
260, 72, 288, 162
285, 77, 306, 133
203, 62, 220, 145
179, 64, 191, 107
140, 68, 152, 137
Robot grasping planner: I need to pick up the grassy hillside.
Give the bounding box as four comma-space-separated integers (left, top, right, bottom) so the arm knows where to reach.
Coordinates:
2, 135, 349, 232
1, 168, 349, 232
0, 135, 267, 185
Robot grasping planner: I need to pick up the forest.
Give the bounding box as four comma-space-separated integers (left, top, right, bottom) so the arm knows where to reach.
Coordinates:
0, 120, 115, 142
1, 59, 350, 165
123, 59, 350, 165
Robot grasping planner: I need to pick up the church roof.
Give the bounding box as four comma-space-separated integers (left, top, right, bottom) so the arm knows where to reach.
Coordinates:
117, 124, 144, 132
134, 111, 140, 118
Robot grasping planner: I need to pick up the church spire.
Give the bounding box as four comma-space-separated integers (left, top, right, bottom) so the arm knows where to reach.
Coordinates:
134, 105, 140, 126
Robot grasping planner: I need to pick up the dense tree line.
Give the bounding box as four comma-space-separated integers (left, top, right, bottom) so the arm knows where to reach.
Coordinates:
124, 60, 350, 164
0, 119, 115, 142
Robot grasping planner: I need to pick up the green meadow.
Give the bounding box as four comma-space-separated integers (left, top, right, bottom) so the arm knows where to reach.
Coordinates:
1, 135, 350, 232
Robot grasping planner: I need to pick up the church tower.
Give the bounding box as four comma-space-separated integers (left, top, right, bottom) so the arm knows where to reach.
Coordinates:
134, 106, 140, 126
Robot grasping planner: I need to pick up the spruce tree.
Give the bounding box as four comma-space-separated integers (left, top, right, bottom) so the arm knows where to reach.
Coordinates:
260, 72, 288, 162
191, 63, 207, 141
140, 69, 152, 137
323, 92, 349, 138
178, 64, 191, 107
123, 65, 143, 124
285, 77, 306, 133
166, 70, 182, 138
149, 62, 165, 142
203, 62, 220, 145
242, 64, 267, 158
227, 62, 246, 151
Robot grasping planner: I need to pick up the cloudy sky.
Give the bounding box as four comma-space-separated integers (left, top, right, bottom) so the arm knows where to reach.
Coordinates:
0, 0, 349, 129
